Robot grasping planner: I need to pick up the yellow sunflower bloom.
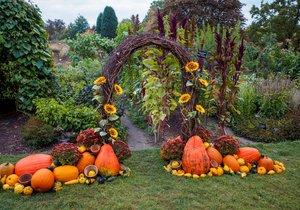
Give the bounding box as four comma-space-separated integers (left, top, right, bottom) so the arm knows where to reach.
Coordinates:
185, 61, 199, 72
94, 76, 106, 86
114, 84, 123, 95
195, 104, 205, 114
179, 93, 191, 104
199, 79, 209, 87
104, 104, 117, 115
109, 128, 118, 138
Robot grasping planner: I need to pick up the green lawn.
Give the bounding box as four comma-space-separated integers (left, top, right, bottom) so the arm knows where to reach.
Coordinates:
0, 141, 300, 210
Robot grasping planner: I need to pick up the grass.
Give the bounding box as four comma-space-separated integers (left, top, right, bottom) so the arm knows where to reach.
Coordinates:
0, 141, 300, 210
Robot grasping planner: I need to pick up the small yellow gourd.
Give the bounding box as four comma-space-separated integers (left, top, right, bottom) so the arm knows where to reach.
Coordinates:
23, 186, 33, 195
14, 184, 24, 194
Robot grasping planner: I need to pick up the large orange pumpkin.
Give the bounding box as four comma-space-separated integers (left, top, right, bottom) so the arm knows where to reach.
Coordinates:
182, 136, 210, 175
223, 155, 240, 172
31, 169, 54, 192
15, 154, 53, 176
76, 152, 96, 172
95, 144, 120, 176
206, 147, 223, 165
237, 147, 261, 163
53, 165, 79, 182
258, 156, 274, 171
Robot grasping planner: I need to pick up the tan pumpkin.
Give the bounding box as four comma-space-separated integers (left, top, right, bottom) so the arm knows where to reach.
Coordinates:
258, 156, 274, 171
31, 169, 54, 192
76, 152, 96, 172
206, 147, 223, 165
237, 147, 261, 163
95, 144, 120, 176
53, 165, 79, 182
182, 136, 210, 175
223, 155, 240, 172
0, 162, 15, 176
15, 154, 53, 176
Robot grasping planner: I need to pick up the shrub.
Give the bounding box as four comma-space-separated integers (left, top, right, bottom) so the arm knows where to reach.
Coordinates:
34, 98, 98, 132
50, 143, 82, 165
21, 117, 57, 149
214, 135, 239, 156
76, 129, 100, 147
111, 140, 132, 161
160, 136, 186, 160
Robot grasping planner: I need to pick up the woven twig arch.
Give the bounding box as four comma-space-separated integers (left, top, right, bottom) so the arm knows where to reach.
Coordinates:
101, 33, 196, 140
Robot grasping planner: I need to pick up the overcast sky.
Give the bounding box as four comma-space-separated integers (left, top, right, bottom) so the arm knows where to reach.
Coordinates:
32, 0, 261, 26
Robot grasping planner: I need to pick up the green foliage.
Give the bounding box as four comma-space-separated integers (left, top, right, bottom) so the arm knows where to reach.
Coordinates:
34, 98, 98, 132
115, 19, 132, 44
46, 19, 66, 40
66, 15, 90, 39
0, 0, 55, 111
67, 33, 115, 65
101, 6, 118, 39
95, 12, 102, 34
21, 117, 57, 149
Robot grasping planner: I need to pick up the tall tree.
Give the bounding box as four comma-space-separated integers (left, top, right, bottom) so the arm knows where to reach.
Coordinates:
67, 15, 90, 39
247, 0, 300, 51
162, 0, 245, 27
101, 6, 118, 39
96, 12, 103, 34
46, 19, 66, 40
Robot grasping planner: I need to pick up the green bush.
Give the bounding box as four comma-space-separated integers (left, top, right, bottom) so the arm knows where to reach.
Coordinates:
34, 98, 98, 132
0, 0, 55, 111
21, 117, 57, 149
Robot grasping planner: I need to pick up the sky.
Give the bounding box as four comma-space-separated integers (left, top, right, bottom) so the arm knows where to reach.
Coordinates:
32, 0, 261, 26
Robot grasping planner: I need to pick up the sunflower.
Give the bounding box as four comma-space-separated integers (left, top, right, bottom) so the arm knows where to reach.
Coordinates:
195, 104, 205, 114
93, 76, 106, 86
104, 104, 117, 115
199, 78, 209, 87
185, 61, 199, 72
109, 128, 118, 139
179, 93, 191, 104
114, 84, 123, 95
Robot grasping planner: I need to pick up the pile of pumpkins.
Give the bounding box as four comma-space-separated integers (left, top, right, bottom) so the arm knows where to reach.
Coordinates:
164, 136, 286, 178
0, 144, 130, 195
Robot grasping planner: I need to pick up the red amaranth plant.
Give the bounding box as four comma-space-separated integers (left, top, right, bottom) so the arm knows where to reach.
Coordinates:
51, 143, 82, 165
160, 136, 186, 160
111, 140, 132, 161
214, 135, 240, 156
76, 128, 100, 147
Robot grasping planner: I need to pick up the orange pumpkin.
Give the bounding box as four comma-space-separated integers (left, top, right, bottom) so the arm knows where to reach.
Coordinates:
95, 144, 120, 176
31, 169, 54, 192
258, 156, 274, 171
0, 162, 15, 176
237, 147, 261, 163
223, 155, 240, 172
206, 147, 223, 165
76, 152, 96, 172
53, 165, 79, 182
15, 154, 53, 176
182, 136, 210, 175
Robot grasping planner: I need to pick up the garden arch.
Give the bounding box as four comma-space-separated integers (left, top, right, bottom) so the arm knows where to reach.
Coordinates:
101, 33, 197, 140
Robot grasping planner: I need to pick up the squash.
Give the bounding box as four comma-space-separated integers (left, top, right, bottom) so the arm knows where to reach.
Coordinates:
237, 147, 261, 163
53, 165, 79, 182
15, 154, 53, 176
31, 169, 54, 192
14, 184, 24, 194
0, 162, 15, 176
206, 147, 223, 165
223, 155, 240, 172
23, 186, 33, 195
257, 166, 267, 175
258, 156, 274, 171
76, 152, 95, 172
182, 136, 210, 175
6, 174, 19, 186
95, 144, 120, 176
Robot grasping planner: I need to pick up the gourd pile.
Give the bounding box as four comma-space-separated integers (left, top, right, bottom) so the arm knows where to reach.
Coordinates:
0, 144, 130, 195
162, 135, 286, 178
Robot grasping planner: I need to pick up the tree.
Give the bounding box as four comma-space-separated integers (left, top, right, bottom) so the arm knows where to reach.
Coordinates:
101, 6, 118, 39
46, 19, 66, 40
67, 15, 90, 39
247, 0, 300, 51
95, 12, 102, 34
162, 0, 245, 27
